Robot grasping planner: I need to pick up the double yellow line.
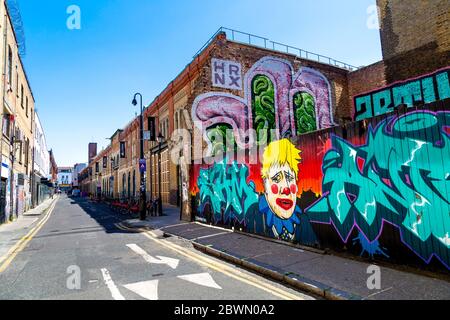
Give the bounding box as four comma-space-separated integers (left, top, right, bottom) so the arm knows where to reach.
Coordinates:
0, 198, 58, 273
116, 223, 307, 300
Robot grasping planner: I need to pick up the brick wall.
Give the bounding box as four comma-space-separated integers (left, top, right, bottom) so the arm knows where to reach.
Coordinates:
187, 36, 352, 158
377, 0, 450, 83
348, 60, 386, 116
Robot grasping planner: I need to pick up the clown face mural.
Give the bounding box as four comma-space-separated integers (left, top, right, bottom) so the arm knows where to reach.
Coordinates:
195, 138, 318, 244
263, 163, 299, 219
259, 139, 306, 241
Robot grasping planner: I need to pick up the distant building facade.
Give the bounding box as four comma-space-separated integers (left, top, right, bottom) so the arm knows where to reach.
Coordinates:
57, 167, 73, 191
72, 163, 87, 189
0, 0, 36, 223
31, 112, 51, 207
88, 143, 97, 164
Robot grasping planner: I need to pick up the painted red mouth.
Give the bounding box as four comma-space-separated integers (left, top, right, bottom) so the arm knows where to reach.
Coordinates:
276, 198, 294, 210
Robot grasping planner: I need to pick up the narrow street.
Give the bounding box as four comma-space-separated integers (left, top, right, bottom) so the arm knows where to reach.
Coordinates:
0, 196, 313, 300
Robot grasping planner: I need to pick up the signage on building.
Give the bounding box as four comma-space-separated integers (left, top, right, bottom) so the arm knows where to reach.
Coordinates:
211, 58, 242, 90
147, 117, 156, 141
120, 141, 126, 158
1, 156, 9, 179
139, 159, 146, 173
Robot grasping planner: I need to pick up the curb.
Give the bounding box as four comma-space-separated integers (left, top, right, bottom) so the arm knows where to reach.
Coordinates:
22, 197, 57, 217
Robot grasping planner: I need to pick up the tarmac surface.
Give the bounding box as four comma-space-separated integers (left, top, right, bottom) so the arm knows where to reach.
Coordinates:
0, 195, 313, 300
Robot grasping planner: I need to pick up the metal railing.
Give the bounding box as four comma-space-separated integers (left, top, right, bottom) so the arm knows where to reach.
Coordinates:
145, 27, 358, 112
194, 27, 359, 71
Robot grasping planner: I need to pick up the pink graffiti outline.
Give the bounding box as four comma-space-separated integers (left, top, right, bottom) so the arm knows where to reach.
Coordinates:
192, 56, 333, 151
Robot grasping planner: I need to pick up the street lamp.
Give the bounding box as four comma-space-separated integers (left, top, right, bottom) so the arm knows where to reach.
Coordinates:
157, 132, 164, 216
132, 93, 147, 220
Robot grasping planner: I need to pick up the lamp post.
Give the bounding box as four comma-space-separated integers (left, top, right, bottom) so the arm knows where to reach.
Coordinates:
157, 132, 164, 216
132, 93, 147, 221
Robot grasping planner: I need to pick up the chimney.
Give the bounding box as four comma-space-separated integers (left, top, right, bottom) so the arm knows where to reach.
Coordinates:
88, 143, 97, 164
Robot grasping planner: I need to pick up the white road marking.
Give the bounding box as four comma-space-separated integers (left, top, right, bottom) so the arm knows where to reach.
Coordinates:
117, 223, 307, 300
100, 268, 125, 300
124, 280, 159, 300
192, 231, 230, 241
126, 243, 179, 269
177, 273, 222, 290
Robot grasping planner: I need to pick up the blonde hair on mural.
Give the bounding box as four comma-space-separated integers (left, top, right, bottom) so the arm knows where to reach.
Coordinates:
261, 139, 302, 179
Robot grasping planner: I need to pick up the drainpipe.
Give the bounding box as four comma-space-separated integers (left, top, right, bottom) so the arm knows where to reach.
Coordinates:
31, 145, 35, 208
1, 8, 8, 219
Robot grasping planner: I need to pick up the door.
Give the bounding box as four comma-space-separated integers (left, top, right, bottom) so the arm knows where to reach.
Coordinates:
0, 179, 6, 223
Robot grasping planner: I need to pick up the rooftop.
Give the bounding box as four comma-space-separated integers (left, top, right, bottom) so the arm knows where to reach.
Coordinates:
195, 27, 359, 71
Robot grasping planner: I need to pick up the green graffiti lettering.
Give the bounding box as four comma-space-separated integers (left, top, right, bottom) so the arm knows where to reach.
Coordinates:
294, 92, 317, 134
197, 159, 258, 223
308, 111, 450, 267
252, 75, 276, 144
421, 77, 436, 104
355, 95, 372, 121
354, 68, 450, 121
436, 71, 450, 100
392, 80, 422, 107
206, 124, 235, 156
372, 89, 393, 117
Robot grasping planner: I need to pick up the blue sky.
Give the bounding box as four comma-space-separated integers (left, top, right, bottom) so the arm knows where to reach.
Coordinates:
19, 0, 381, 166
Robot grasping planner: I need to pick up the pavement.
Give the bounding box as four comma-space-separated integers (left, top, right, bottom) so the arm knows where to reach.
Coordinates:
0, 196, 58, 260
122, 208, 450, 300
125, 204, 186, 230
0, 195, 313, 300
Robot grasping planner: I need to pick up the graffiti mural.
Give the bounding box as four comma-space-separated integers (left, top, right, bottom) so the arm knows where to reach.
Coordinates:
197, 159, 258, 224
192, 109, 450, 269
190, 55, 450, 270
192, 56, 334, 155
307, 110, 450, 267
354, 67, 450, 121
196, 139, 317, 244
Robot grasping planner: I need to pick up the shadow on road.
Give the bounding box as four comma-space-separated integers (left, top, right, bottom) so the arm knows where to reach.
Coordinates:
65, 196, 138, 234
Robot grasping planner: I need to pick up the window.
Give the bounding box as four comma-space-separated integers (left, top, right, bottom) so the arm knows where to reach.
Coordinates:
2, 115, 11, 137
132, 170, 136, 197
122, 173, 126, 198
177, 110, 183, 130
159, 118, 169, 139
25, 138, 29, 174
7, 46, 12, 85
174, 111, 179, 130
26, 96, 29, 117
21, 85, 24, 108
166, 119, 169, 138
17, 129, 23, 164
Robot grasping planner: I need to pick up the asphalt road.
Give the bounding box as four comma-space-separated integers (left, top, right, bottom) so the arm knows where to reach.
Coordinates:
0, 195, 314, 300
